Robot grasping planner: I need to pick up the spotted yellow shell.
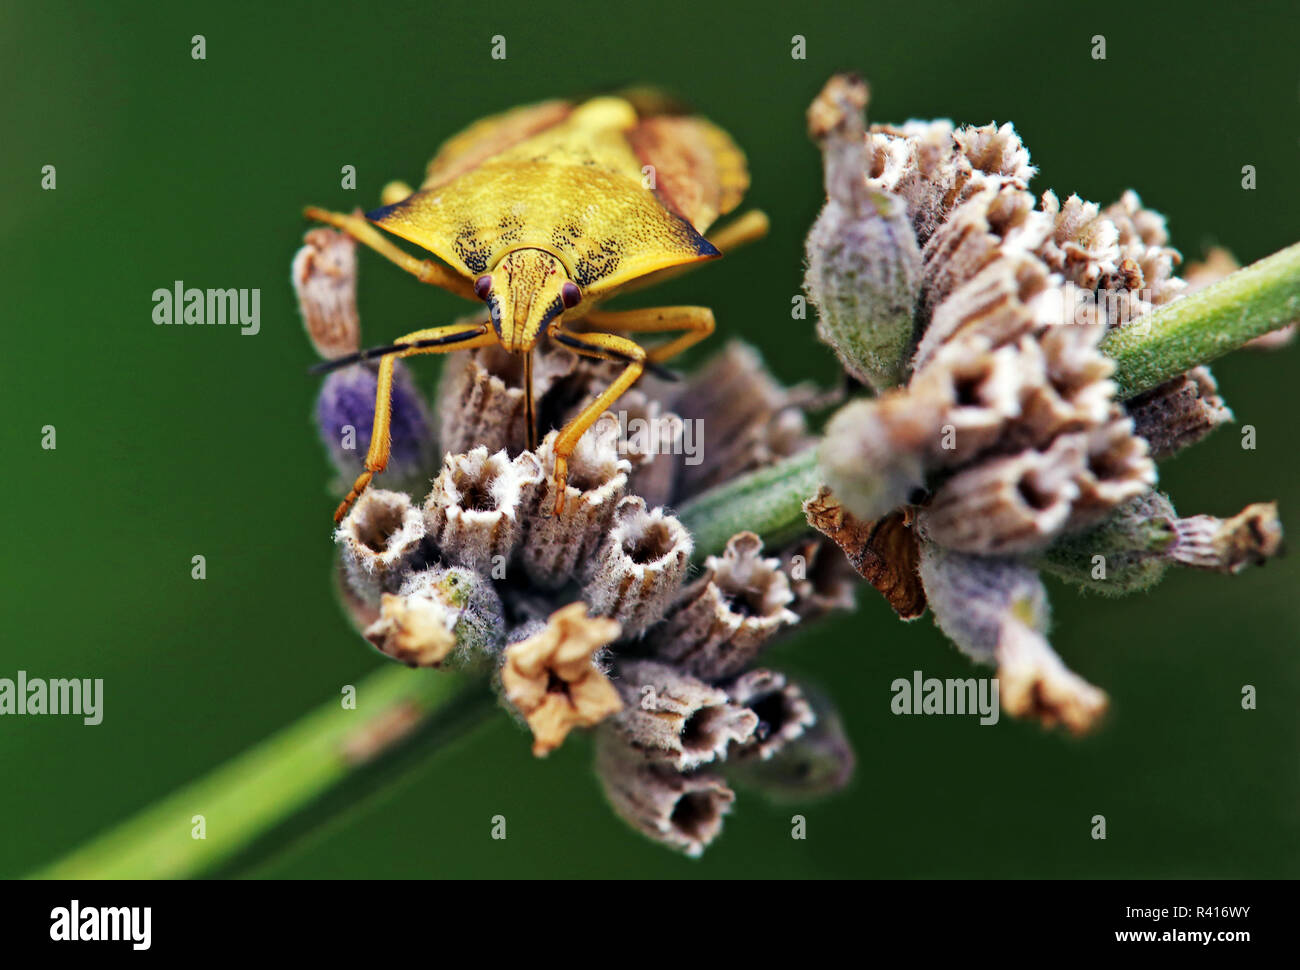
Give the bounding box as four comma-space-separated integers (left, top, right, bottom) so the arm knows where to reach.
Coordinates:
368, 94, 750, 297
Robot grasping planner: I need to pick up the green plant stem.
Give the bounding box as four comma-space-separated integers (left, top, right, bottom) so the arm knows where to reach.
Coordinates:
678, 447, 821, 561
1103, 241, 1300, 399
32, 666, 492, 880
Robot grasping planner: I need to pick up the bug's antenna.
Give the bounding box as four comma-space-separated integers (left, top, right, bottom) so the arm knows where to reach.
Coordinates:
308, 324, 490, 375
309, 343, 406, 375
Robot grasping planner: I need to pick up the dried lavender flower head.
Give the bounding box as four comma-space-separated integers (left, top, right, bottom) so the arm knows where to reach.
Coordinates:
801, 73, 1284, 736
296, 222, 857, 857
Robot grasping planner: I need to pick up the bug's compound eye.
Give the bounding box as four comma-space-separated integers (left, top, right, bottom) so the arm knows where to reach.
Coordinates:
473, 275, 492, 301
560, 281, 582, 309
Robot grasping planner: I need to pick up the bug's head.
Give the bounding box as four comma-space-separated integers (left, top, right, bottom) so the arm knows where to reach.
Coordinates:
475, 248, 582, 353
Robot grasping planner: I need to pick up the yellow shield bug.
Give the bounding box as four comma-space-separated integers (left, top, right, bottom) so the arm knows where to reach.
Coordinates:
306, 92, 768, 521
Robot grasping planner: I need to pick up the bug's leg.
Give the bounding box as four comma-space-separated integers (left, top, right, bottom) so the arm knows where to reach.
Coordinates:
303, 206, 476, 300
705, 209, 770, 252
546, 328, 646, 515
332, 322, 496, 523
581, 305, 715, 362
379, 181, 415, 205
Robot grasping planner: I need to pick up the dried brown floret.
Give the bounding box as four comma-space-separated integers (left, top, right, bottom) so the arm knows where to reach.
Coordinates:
595, 729, 735, 857
650, 532, 800, 680
336, 488, 427, 603
953, 122, 1035, 185
726, 689, 855, 800
499, 602, 623, 756
1101, 190, 1184, 310
1039, 491, 1284, 595
919, 434, 1085, 554
607, 660, 758, 770
1035, 317, 1115, 421
803, 488, 924, 619
610, 388, 684, 509
437, 343, 581, 456
862, 117, 1035, 247
927, 338, 1040, 460
521, 422, 630, 588
805, 72, 868, 142
1167, 502, 1283, 573
779, 535, 859, 620
1036, 191, 1120, 291
725, 668, 817, 761
864, 122, 970, 245
996, 616, 1110, 736
915, 251, 1052, 373
916, 401, 1151, 554
424, 447, 543, 572
366, 585, 456, 667
583, 498, 692, 637
671, 341, 813, 498
1067, 412, 1156, 526
293, 226, 359, 360
1126, 366, 1233, 459
364, 566, 504, 669
919, 185, 1052, 325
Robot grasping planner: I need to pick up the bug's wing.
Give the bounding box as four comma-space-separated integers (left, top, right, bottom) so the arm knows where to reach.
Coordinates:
626, 116, 750, 234
371, 162, 718, 291
608, 86, 694, 118
422, 100, 574, 190
371, 97, 721, 295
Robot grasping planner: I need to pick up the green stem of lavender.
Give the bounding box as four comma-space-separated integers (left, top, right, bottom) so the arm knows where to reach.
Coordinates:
1103, 240, 1300, 399
31, 667, 493, 879
678, 447, 821, 561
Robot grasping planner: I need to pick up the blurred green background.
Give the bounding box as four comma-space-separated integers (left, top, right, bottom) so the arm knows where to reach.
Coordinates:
2, 0, 1297, 878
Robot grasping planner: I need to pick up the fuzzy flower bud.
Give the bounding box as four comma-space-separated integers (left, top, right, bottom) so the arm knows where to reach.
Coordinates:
293, 227, 359, 360
364, 566, 505, 668
804, 74, 922, 392
726, 688, 854, 800
315, 362, 434, 492
918, 540, 1108, 734
1038, 491, 1284, 595
818, 396, 930, 521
